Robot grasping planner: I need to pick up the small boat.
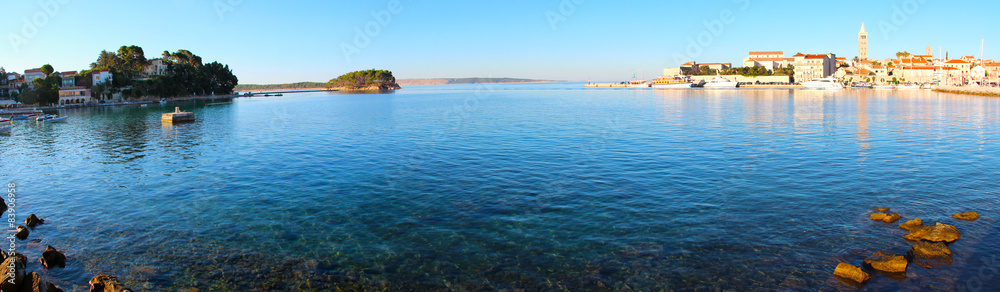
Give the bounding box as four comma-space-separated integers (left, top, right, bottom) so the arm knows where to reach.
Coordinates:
704, 75, 738, 88
627, 80, 650, 88
45, 116, 68, 123
874, 84, 895, 89
0, 123, 11, 135
850, 82, 873, 88
160, 99, 167, 104
801, 76, 844, 90
36, 114, 54, 122
896, 84, 921, 90
274, 93, 283, 96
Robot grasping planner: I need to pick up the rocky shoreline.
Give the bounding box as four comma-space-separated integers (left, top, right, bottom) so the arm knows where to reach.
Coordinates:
933, 85, 1000, 97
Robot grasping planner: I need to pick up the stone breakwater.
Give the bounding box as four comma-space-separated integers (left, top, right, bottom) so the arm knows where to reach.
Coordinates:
934, 86, 1000, 97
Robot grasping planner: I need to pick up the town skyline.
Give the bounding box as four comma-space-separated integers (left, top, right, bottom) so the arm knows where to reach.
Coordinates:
2, 0, 998, 83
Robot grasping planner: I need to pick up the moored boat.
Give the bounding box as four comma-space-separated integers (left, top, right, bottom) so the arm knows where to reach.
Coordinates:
704, 75, 738, 88
652, 75, 696, 89
45, 116, 68, 123
874, 84, 895, 89
896, 83, 921, 90
801, 76, 844, 90
36, 114, 54, 122
627, 80, 650, 88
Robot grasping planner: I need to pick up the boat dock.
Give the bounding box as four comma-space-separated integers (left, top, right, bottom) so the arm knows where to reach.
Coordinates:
162, 107, 195, 122
584, 83, 628, 88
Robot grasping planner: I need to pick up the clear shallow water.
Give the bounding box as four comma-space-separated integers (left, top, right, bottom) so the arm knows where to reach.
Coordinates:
1, 83, 999, 291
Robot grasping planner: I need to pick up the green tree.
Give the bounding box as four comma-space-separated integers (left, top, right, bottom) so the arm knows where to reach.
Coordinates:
90, 50, 119, 70
117, 45, 147, 79
326, 69, 399, 90
32, 75, 61, 105
41, 64, 53, 77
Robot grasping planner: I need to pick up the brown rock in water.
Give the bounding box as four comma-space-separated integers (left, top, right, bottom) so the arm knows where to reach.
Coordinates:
869, 213, 889, 220
14, 226, 28, 240
952, 212, 980, 221
88, 274, 132, 292
899, 218, 923, 231
45, 282, 64, 292
909, 241, 952, 259
40, 246, 66, 269
882, 213, 901, 223
19, 272, 47, 292
0, 253, 27, 291
871, 207, 890, 212
902, 222, 962, 243
833, 262, 871, 284
24, 215, 43, 228
0, 198, 6, 217
864, 250, 908, 273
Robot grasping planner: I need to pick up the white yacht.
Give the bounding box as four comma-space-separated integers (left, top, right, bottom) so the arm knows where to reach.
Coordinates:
874, 84, 895, 89
801, 76, 844, 90
704, 75, 738, 88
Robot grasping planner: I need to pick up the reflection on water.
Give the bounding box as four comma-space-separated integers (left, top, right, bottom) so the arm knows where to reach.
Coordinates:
0, 86, 998, 290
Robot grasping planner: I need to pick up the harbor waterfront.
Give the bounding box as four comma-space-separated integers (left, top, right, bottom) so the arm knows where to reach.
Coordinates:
1, 83, 999, 290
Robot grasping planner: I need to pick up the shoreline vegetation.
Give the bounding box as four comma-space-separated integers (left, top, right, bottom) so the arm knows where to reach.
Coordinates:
325, 69, 401, 92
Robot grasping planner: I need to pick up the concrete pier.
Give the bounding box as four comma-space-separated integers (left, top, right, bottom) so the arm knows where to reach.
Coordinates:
162, 107, 195, 122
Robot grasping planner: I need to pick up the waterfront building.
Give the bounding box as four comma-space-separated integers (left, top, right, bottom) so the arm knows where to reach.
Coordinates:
143, 58, 168, 78
93, 70, 113, 85
944, 59, 973, 73
983, 62, 1000, 76
23, 68, 45, 88
700, 63, 732, 72
859, 23, 868, 60
58, 86, 91, 105
793, 53, 837, 82
742, 51, 793, 70
59, 71, 77, 87
896, 66, 937, 83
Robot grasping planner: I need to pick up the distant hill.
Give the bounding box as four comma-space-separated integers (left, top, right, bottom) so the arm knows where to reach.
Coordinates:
397, 78, 565, 86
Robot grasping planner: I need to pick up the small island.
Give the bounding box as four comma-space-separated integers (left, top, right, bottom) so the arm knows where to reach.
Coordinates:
326, 69, 401, 92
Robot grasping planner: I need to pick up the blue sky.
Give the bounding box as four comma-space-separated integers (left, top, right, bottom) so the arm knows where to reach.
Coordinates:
1, 0, 997, 83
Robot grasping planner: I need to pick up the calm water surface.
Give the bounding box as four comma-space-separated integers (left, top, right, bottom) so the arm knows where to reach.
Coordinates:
1, 83, 999, 291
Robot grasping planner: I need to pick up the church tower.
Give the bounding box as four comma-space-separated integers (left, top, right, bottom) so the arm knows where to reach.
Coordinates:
858, 22, 868, 60
926, 45, 932, 56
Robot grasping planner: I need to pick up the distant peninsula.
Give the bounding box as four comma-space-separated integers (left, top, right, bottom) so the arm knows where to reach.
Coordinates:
397, 77, 565, 86
235, 76, 565, 92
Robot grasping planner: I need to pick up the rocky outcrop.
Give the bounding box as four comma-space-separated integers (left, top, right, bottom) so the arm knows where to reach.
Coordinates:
88, 274, 131, 292
14, 226, 28, 241
44, 283, 62, 292
902, 222, 962, 243
39, 246, 66, 269
864, 250, 908, 273
882, 213, 901, 223
0, 253, 27, 291
899, 218, 922, 231
952, 212, 980, 221
19, 272, 46, 292
870, 213, 889, 220
871, 207, 890, 212
833, 262, 870, 284
23, 215, 43, 228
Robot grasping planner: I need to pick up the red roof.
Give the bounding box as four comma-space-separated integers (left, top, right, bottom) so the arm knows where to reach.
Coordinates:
804, 54, 827, 59
793, 53, 806, 57
24, 68, 43, 73
946, 59, 970, 64
59, 71, 78, 75
749, 51, 784, 56
941, 67, 959, 70
902, 66, 935, 70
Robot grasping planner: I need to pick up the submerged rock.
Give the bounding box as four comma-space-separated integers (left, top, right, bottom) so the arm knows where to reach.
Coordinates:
88, 274, 132, 292
0, 253, 27, 291
0, 199, 6, 217
882, 213, 901, 223
952, 212, 980, 221
908, 241, 952, 260
833, 262, 870, 284
40, 246, 66, 269
869, 213, 889, 220
864, 250, 908, 273
24, 215, 43, 228
902, 222, 962, 243
899, 218, 923, 231
871, 207, 890, 212
20, 272, 46, 292
14, 226, 28, 240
